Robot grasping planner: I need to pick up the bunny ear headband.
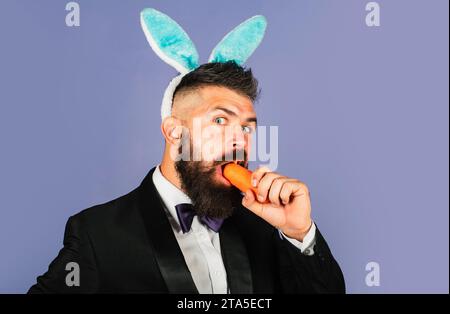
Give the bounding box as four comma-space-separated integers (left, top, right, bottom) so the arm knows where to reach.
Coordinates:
140, 8, 267, 120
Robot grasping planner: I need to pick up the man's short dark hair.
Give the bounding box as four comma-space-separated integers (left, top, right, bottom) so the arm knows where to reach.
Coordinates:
173, 61, 259, 102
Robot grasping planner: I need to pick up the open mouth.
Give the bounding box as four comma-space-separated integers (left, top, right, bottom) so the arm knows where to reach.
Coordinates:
216, 160, 247, 186
220, 160, 246, 171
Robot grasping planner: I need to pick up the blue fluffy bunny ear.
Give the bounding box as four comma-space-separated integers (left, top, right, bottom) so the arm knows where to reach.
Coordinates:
140, 8, 199, 74
208, 15, 267, 65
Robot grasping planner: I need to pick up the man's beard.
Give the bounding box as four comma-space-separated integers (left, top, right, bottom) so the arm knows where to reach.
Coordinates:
174, 159, 244, 220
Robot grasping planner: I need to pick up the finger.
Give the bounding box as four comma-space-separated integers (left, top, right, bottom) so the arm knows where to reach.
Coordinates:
250, 166, 271, 188
242, 189, 286, 227
243, 189, 255, 203
279, 182, 291, 205
241, 189, 258, 212
268, 177, 292, 206
257, 172, 283, 203
242, 189, 271, 221
279, 181, 309, 204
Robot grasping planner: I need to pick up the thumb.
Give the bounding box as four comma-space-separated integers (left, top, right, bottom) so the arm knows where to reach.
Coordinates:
242, 189, 257, 209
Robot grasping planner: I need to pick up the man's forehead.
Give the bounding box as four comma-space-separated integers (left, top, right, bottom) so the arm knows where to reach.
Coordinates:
172, 85, 256, 117
199, 86, 255, 114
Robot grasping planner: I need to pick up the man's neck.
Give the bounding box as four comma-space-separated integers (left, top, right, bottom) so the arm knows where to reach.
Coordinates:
160, 154, 183, 191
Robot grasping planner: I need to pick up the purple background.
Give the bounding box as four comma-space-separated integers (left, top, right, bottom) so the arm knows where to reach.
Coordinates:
0, 0, 448, 293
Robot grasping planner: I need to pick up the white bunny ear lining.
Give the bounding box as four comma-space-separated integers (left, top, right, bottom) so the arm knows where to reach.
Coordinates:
140, 8, 267, 120
140, 8, 199, 74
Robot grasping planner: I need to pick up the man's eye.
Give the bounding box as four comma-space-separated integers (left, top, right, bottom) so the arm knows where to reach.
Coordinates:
214, 117, 226, 125
242, 125, 253, 134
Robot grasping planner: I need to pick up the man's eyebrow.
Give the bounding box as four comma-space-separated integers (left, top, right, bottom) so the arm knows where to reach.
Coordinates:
211, 106, 257, 124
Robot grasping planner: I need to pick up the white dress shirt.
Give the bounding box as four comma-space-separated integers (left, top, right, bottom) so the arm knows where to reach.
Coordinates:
152, 165, 316, 294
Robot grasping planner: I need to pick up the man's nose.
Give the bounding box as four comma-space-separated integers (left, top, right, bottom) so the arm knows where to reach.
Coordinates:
231, 126, 246, 150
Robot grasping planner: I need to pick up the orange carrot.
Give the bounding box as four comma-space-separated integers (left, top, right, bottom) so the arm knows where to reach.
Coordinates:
223, 163, 271, 204
223, 163, 256, 193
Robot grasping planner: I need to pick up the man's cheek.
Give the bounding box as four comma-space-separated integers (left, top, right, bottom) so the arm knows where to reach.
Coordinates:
201, 125, 223, 141
200, 138, 224, 161
200, 127, 225, 161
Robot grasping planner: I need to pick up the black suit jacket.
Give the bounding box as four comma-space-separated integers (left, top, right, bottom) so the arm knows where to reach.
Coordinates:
28, 167, 345, 294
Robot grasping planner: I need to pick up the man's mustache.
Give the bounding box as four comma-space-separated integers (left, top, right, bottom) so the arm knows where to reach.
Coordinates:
211, 150, 248, 168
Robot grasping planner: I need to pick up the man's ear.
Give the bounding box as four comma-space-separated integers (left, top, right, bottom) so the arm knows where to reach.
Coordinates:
161, 116, 183, 145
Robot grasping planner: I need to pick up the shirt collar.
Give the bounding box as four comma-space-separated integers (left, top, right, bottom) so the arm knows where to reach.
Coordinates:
152, 165, 192, 227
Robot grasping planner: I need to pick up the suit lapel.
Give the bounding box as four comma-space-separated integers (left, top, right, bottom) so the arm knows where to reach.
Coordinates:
138, 167, 198, 294
219, 214, 253, 294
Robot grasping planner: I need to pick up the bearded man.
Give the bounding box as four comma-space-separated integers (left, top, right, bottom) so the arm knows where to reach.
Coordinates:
29, 8, 345, 294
